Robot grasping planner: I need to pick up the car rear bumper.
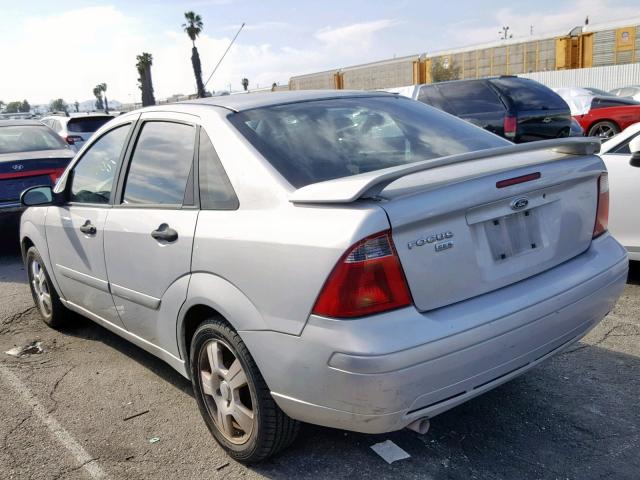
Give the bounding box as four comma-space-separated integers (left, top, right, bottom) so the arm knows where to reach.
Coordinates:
241, 234, 628, 433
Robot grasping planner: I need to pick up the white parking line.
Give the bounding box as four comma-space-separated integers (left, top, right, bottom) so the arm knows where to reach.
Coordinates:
0, 363, 109, 479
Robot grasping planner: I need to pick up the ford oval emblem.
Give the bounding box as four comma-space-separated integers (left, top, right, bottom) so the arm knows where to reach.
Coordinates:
511, 197, 529, 210
11, 164, 24, 171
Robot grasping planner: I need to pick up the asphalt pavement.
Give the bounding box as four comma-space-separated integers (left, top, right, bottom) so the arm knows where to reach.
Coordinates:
0, 225, 638, 480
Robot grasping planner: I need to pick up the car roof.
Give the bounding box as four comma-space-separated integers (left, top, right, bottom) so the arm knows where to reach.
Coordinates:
178, 90, 395, 112
0, 120, 46, 127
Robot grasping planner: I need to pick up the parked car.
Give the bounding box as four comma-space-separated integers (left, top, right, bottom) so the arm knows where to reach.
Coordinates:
554, 87, 640, 138
599, 122, 640, 260
609, 85, 640, 102
413, 76, 572, 142
20, 91, 627, 462
0, 120, 74, 218
41, 114, 114, 151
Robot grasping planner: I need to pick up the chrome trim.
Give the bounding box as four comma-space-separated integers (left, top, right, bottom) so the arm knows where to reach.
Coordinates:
110, 283, 161, 310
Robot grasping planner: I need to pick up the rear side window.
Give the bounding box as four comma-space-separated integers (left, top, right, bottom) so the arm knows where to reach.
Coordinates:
229, 96, 508, 188
67, 117, 113, 133
491, 78, 568, 110
199, 130, 238, 210
70, 124, 130, 204
122, 121, 195, 205
436, 81, 505, 114
417, 85, 455, 113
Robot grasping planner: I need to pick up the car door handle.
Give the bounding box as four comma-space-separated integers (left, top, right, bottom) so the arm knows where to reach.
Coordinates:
79, 220, 96, 235
151, 223, 178, 243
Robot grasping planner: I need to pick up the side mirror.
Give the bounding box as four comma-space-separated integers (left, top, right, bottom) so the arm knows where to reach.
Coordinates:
21, 186, 54, 207
629, 136, 640, 167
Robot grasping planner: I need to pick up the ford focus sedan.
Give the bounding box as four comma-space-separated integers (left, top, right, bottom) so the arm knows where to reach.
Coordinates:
20, 91, 627, 463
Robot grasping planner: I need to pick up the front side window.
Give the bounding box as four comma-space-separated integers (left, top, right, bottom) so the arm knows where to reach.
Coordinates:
122, 121, 195, 205
199, 130, 238, 210
70, 124, 130, 204
230, 96, 508, 188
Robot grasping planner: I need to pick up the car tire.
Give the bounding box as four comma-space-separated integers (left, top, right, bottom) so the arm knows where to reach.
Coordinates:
26, 246, 68, 329
190, 318, 300, 463
588, 121, 620, 139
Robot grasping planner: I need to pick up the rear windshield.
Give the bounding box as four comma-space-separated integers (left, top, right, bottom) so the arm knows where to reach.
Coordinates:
67, 116, 113, 133
229, 96, 508, 188
0, 125, 68, 154
423, 81, 505, 115
491, 78, 568, 111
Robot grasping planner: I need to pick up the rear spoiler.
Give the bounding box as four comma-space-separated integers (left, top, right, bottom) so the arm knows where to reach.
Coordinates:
289, 137, 600, 204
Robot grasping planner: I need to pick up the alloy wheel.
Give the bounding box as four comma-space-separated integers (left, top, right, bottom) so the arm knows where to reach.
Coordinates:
198, 339, 256, 444
30, 259, 52, 317
592, 124, 615, 138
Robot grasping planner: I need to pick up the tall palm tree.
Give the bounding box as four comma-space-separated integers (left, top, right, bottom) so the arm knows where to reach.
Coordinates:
182, 11, 206, 98
93, 86, 104, 110
241, 78, 249, 91
99, 83, 109, 113
136, 53, 156, 107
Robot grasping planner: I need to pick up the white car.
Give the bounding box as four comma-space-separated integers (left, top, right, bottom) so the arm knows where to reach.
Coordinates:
41, 114, 113, 151
600, 122, 640, 260
610, 86, 640, 102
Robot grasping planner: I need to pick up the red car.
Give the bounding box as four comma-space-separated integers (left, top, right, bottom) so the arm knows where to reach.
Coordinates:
574, 95, 640, 138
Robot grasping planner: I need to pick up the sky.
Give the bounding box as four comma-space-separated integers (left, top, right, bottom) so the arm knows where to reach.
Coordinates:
1, 0, 639, 104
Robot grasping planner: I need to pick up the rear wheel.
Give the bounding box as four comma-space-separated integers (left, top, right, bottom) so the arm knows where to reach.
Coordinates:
190, 318, 299, 463
588, 121, 619, 139
26, 247, 67, 328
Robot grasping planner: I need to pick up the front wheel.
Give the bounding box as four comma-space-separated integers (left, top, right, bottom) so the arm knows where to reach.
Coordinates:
190, 319, 299, 463
588, 121, 619, 139
26, 246, 68, 328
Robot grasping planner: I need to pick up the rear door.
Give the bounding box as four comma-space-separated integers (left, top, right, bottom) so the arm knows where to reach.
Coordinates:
602, 132, 640, 253
45, 120, 135, 325
490, 78, 572, 142
429, 81, 507, 137
103, 112, 198, 345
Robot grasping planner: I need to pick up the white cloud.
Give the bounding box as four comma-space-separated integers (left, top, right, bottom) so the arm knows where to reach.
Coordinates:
315, 19, 401, 52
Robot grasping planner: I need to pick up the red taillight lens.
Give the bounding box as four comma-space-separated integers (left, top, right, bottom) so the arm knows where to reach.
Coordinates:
593, 173, 609, 238
504, 115, 517, 139
48, 168, 65, 184
312, 231, 412, 318
65, 135, 82, 145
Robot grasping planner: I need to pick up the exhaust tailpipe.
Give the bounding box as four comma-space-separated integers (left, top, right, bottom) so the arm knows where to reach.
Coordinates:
406, 417, 430, 434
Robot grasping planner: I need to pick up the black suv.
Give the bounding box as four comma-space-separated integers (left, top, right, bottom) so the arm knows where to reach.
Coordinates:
416, 76, 572, 143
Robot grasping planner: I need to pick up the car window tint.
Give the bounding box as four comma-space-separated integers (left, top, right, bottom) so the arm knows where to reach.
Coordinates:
417, 85, 455, 113
437, 81, 505, 114
199, 129, 238, 210
491, 78, 568, 110
122, 121, 195, 205
230, 96, 508, 188
67, 117, 113, 133
70, 124, 130, 204
592, 97, 640, 109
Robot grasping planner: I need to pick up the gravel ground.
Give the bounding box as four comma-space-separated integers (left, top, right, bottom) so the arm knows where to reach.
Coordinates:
0, 225, 638, 480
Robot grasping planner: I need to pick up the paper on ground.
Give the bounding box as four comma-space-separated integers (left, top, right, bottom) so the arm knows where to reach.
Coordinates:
370, 439, 411, 464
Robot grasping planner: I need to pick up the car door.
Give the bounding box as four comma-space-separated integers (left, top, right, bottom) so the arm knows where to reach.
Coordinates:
45, 119, 136, 326
103, 112, 199, 345
602, 131, 640, 254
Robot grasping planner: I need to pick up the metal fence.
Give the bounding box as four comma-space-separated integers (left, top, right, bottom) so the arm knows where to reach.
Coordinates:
520, 63, 640, 91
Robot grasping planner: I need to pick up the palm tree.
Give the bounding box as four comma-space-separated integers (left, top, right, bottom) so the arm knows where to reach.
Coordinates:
136, 52, 156, 107
241, 78, 249, 91
93, 86, 104, 110
99, 83, 109, 113
74, 101, 79, 112
182, 11, 206, 98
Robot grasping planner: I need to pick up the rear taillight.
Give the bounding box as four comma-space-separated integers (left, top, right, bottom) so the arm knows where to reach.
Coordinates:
593, 173, 609, 238
504, 115, 517, 139
312, 231, 412, 318
65, 135, 82, 145
48, 168, 65, 184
